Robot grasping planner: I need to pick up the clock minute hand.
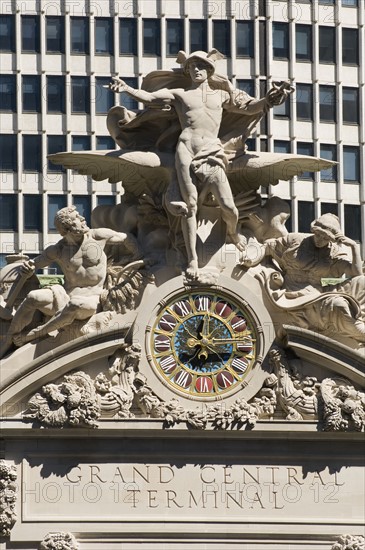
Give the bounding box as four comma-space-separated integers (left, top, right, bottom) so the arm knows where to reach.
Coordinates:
211, 336, 255, 345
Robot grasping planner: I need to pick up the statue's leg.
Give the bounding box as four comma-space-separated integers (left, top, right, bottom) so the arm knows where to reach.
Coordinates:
330, 296, 365, 343
10, 289, 56, 336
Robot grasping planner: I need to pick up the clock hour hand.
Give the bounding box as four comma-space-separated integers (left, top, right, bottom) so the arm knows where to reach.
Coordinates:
211, 336, 254, 345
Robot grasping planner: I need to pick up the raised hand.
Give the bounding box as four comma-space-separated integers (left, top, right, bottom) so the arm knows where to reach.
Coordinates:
108, 77, 128, 93
266, 81, 295, 107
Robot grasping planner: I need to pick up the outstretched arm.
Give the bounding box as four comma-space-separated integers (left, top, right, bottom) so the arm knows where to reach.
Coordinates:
108, 77, 175, 105
94, 228, 142, 260
227, 81, 294, 115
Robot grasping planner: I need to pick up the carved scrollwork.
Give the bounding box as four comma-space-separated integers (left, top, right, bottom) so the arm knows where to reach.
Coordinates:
0, 460, 17, 538
331, 535, 365, 550
24, 372, 101, 428
39, 532, 79, 550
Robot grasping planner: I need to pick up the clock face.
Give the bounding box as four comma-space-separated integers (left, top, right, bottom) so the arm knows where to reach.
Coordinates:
146, 291, 257, 399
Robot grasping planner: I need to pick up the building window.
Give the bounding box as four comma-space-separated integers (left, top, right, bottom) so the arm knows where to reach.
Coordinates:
273, 22, 289, 59
0, 75, 16, 112
96, 136, 115, 150
236, 21, 254, 57
166, 20, 184, 56
120, 77, 138, 110
72, 136, 91, 151
213, 20, 231, 57
273, 95, 290, 118
24, 195, 42, 231
343, 146, 360, 182
0, 15, 15, 52
120, 19, 137, 55
297, 142, 314, 179
95, 77, 114, 114
46, 16, 64, 53
0, 195, 17, 230
190, 20, 207, 52
236, 79, 255, 97
274, 141, 291, 154
22, 75, 41, 113
95, 18, 113, 55
344, 205, 361, 242
342, 28, 359, 65
143, 19, 161, 56
0, 135, 17, 171
343, 87, 359, 124
319, 26, 336, 63
296, 24, 312, 61
71, 77, 90, 114
320, 144, 337, 181
47, 76, 65, 113
71, 17, 89, 54
321, 203, 338, 216
22, 15, 40, 52
73, 195, 91, 226
48, 195, 67, 230
97, 195, 116, 206
319, 85, 336, 122
296, 84, 313, 120
47, 135, 66, 172
342, 0, 358, 5
23, 135, 42, 172
298, 201, 315, 232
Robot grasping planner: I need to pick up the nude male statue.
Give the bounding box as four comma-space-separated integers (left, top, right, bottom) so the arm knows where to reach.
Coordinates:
109, 50, 290, 278
5, 206, 140, 350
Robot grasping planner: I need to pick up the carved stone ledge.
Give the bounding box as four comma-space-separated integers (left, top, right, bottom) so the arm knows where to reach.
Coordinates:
331, 534, 365, 550
39, 532, 79, 550
0, 460, 17, 538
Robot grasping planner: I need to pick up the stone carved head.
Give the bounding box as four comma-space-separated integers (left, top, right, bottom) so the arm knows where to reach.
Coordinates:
54, 205, 89, 236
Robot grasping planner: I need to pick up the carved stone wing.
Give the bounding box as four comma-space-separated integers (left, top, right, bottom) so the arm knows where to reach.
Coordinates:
48, 150, 174, 197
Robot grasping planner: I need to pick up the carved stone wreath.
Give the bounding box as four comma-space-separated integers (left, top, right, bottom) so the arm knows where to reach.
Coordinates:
0, 460, 17, 538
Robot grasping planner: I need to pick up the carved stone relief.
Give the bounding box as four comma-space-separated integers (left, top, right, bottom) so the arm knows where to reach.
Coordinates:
0, 460, 17, 538
331, 535, 365, 550
39, 532, 79, 550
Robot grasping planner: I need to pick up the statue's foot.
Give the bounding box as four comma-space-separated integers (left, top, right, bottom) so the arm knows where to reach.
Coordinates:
185, 260, 199, 280
229, 233, 247, 252
13, 328, 42, 347
168, 201, 189, 218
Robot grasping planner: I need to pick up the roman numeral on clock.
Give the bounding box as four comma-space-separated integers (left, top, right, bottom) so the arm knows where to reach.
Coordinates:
174, 370, 192, 388
195, 296, 211, 312
159, 355, 176, 374
231, 357, 248, 373
174, 300, 191, 317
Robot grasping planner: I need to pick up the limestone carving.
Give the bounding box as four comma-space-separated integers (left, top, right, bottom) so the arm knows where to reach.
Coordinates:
0, 460, 17, 537
320, 379, 365, 432
242, 214, 365, 345
331, 535, 365, 550
39, 532, 79, 550
24, 372, 101, 428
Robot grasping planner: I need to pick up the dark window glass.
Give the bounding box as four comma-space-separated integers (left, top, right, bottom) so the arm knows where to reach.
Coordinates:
0, 135, 17, 171
342, 28, 359, 65
95, 77, 114, 114
296, 84, 313, 120
297, 142, 314, 179
97, 195, 116, 206
320, 144, 337, 181
47, 76, 65, 113
71, 77, 90, 114
0, 75, 16, 111
296, 24, 312, 61
0, 15, 15, 52
22, 75, 41, 113
321, 202, 338, 216
47, 135, 66, 172
319, 26, 336, 63
273, 22, 289, 59
274, 140, 291, 154
48, 195, 67, 230
298, 201, 315, 232
213, 20, 231, 57
236, 21, 254, 57
166, 20, 184, 56
319, 85, 336, 122
319, 0, 335, 3
342, 0, 358, 5
46, 16, 64, 53
73, 195, 91, 226
236, 79, 255, 97
120, 18, 137, 55
0, 195, 17, 230
259, 80, 268, 134
22, 15, 40, 52
96, 136, 115, 150
95, 18, 113, 55
190, 20, 207, 52
259, 21, 267, 75
72, 136, 91, 151
246, 138, 255, 151
120, 77, 138, 110
23, 135, 42, 172
143, 19, 161, 56
24, 195, 42, 231
343, 87, 359, 124
71, 17, 89, 54
273, 94, 290, 117
343, 146, 360, 182
344, 205, 361, 241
